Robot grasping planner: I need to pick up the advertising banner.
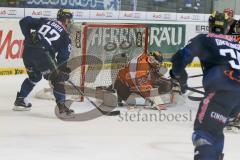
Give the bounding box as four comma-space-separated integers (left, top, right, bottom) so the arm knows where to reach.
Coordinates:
89, 10, 119, 19
0, 7, 24, 18
119, 11, 146, 20
72, 9, 90, 19
146, 12, 177, 21
25, 8, 58, 18
0, 19, 25, 75
25, 0, 120, 10
147, 24, 186, 60
177, 13, 205, 22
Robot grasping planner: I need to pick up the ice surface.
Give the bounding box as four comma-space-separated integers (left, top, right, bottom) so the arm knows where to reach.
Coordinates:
0, 68, 239, 160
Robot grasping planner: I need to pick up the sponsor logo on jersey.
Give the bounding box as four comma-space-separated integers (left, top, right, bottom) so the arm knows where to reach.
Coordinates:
210, 111, 227, 124
208, 33, 236, 41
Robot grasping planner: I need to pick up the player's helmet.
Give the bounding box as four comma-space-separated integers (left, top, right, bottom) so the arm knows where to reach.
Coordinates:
57, 9, 73, 22
209, 11, 229, 34
224, 8, 234, 18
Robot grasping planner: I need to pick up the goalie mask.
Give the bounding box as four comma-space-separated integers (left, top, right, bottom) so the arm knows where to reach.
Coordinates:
148, 51, 164, 69
209, 11, 230, 34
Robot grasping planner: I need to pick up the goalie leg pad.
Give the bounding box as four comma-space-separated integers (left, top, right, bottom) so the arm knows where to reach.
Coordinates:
126, 93, 146, 106
155, 78, 172, 94
103, 90, 118, 107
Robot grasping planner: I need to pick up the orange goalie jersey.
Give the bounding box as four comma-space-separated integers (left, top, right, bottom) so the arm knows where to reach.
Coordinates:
114, 52, 171, 100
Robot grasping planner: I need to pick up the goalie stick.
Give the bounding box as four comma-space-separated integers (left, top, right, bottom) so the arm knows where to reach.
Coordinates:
67, 80, 120, 116
188, 74, 203, 78
186, 86, 205, 101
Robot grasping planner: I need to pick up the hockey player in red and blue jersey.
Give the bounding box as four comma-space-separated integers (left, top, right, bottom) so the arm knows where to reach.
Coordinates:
170, 11, 240, 160
14, 9, 74, 115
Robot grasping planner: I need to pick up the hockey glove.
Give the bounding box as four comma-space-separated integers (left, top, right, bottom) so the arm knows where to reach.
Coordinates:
169, 69, 188, 94
56, 66, 71, 82
44, 67, 71, 84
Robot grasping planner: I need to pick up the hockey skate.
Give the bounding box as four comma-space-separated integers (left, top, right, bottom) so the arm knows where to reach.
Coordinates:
13, 92, 32, 111
57, 101, 74, 115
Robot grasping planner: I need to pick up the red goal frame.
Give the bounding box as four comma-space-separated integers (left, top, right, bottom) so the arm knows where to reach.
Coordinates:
80, 24, 149, 101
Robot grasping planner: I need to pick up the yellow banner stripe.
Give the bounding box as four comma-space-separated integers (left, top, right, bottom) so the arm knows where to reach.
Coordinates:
0, 68, 27, 76
0, 62, 201, 76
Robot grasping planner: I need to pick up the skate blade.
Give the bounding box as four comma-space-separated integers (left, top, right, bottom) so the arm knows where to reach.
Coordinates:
56, 112, 75, 120
13, 106, 31, 111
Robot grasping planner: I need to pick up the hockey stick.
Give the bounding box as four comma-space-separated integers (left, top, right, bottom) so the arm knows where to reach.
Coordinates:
67, 80, 120, 116
188, 74, 203, 78
186, 86, 205, 95
186, 86, 205, 101
188, 96, 204, 101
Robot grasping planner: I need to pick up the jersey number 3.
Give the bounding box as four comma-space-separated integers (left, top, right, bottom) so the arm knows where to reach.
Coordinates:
220, 49, 240, 69
38, 25, 60, 45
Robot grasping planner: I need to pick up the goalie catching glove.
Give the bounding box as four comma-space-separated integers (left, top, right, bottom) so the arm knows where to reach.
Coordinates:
169, 69, 188, 94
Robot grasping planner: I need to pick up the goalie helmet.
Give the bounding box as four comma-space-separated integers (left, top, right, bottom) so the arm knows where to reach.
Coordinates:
149, 51, 163, 63
57, 9, 73, 22
148, 51, 164, 68
208, 11, 229, 34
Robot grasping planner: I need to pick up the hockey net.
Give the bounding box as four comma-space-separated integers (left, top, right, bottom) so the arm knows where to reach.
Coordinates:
35, 23, 148, 101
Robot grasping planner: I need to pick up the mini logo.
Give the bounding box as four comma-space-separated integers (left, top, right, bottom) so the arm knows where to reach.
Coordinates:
163, 14, 171, 19
136, 32, 142, 47
32, 11, 42, 16
75, 31, 81, 48
133, 13, 141, 18
124, 12, 133, 17
42, 10, 51, 17
192, 15, 200, 21
153, 14, 161, 19
75, 11, 83, 17
106, 12, 113, 17
7, 9, 17, 15
96, 12, 105, 17
0, 10, 6, 15
180, 15, 190, 20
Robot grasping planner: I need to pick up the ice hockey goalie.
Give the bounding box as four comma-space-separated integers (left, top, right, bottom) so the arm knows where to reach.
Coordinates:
111, 51, 181, 110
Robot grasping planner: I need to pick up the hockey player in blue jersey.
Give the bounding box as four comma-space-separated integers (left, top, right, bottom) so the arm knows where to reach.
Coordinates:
170, 11, 240, 160
14, 9, 74, 115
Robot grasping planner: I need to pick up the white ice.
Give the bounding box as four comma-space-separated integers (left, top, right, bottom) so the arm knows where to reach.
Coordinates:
0, 68, 239, 160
